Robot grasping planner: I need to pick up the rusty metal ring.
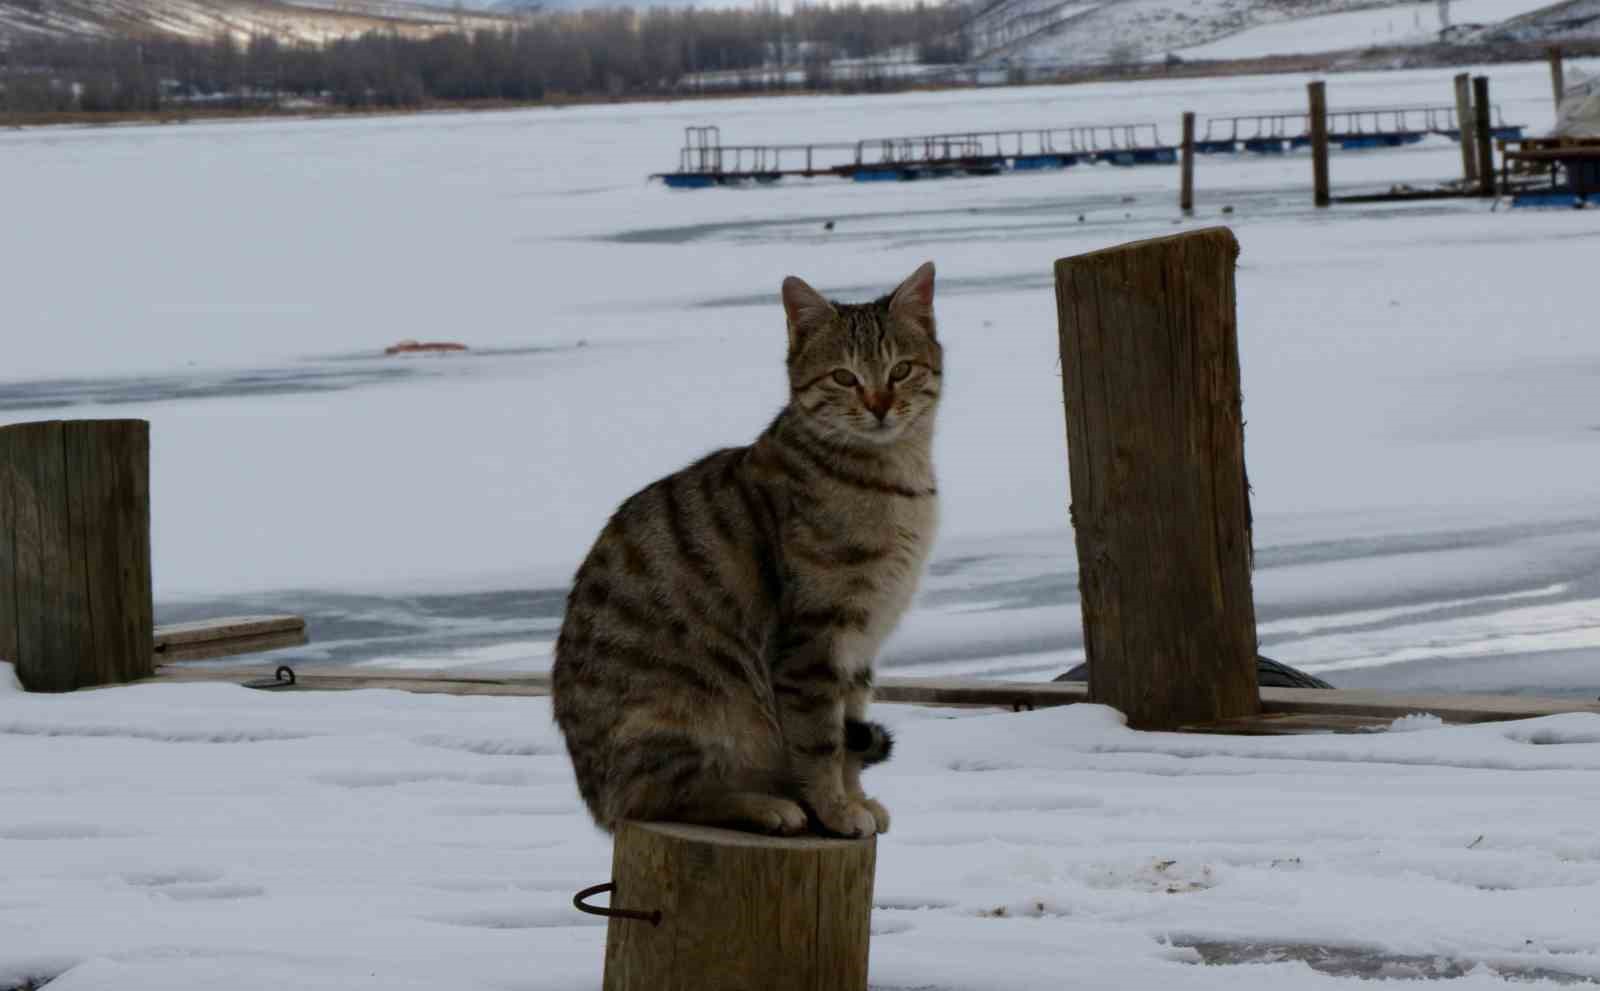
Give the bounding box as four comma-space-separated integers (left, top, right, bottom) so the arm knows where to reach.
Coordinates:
574, 882, 662, 927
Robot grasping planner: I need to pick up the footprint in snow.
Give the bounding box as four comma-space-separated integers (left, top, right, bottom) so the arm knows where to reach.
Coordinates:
426, 907, 604, 930
122, 867, 225, 887
0, 822, 140, 841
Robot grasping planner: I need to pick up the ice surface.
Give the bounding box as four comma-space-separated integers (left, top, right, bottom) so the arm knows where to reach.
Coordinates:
2, 60, 1598, 697
4, 663, 1600, 989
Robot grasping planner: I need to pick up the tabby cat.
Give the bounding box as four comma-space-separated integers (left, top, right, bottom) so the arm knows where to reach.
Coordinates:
551, 262, 942, 838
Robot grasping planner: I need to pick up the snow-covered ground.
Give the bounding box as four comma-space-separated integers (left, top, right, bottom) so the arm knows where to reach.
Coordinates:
6, 665, 1600, 990
1177, 0, 1563, 60
4, 59, 1600, 695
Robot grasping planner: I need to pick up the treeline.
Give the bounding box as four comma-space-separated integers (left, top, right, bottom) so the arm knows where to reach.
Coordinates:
0, 2, 971, 114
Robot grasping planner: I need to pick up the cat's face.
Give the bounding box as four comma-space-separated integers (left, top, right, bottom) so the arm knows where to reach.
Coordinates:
782, 263, 942, 446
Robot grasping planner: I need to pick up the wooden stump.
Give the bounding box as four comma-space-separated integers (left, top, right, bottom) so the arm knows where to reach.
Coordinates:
1053, 228, 1260, 730
600, 822, 875, 991
0, 420, 153, 692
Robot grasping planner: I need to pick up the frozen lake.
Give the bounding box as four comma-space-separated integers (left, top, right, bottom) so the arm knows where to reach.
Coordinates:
4, 59, 1599, 695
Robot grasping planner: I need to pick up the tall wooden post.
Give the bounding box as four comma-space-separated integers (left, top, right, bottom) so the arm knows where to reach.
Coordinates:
1549, 46, 1566, 114
601, 823, 874, 991
1308, 81, 1331, 207
1473, 75, 1495, 197
1180, 111, 1196, 214
1454, 72, 1478, 186
1053, 228, 1260, 730
0, 420, 153, 692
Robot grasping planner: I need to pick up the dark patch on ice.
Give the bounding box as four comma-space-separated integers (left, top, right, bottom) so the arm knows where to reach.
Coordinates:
0, 344, 563, 414
0, 362, 418, 412
1177, 940, 1598, 984
693, 271, 1052, 310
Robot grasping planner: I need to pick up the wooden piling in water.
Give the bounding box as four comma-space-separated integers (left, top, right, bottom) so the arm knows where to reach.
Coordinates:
1180, 111, 1196, 213
1454, 73, 1479, 186
1550, 47, 1566, 114
1308, 81, 1330, 207
1473, 75, 1495, 197
1052, 228, 1261, 731
0, 420, 153, 692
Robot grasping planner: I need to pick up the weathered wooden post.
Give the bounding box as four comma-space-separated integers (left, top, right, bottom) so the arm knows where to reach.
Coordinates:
1180, 111, 1196, 214
1473, 75, 1495, 197
595, 823, 875, 991
1454, 72, 1479, 186
0, 420, 153, 692
1549, 47, 1566, 114
1308, 81, 1331, 207
1053, 228, 1260, 730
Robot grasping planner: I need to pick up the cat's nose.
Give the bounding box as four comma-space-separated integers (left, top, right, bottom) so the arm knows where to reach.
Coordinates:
863, 392, 892, 422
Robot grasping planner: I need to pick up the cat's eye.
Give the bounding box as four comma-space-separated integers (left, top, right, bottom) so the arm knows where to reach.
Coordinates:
889, 361, 913, 382
831, 369, 859, 387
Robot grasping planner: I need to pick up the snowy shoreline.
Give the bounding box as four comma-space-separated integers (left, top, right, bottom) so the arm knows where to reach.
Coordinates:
6, 666, 1600, 989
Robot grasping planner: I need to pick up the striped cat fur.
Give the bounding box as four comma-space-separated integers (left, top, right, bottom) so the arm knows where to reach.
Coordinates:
551, 263, 942, 837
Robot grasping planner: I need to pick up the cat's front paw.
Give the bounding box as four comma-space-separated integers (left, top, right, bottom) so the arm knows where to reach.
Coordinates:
861, 796, 891, 834
810, 796, 880, 839
755, 798, 809, 836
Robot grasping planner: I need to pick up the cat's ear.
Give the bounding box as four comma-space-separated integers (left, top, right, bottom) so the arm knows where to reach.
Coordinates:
888, 262, 936, 335
782, 275, 834, 351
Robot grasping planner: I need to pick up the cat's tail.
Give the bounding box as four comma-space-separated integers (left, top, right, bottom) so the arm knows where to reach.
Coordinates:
845, 719, 894, 767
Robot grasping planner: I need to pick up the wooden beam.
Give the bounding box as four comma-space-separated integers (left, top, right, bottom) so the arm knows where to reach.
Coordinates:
1259, 686, 1600, 723
1330, 190, 1474, 204
1180, 110, 1196, 213
1454, 72, 1478, 186
1054, 228, 1260, 730
877, 677, 1088, 709
140, 666, 1600, 727
153, 615, 308, 663
148, 663, 548, 696
1308, 80, 1330, 207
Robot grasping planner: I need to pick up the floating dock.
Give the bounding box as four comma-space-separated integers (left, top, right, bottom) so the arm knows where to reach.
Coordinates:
654, 105, 1526, 188
655, 123, 1176, 187
1197, 104, 1524, 154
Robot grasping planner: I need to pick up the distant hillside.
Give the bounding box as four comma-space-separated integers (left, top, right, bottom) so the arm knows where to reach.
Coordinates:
1486, 0, 1600, 40
962, 0, 1593, 65
0, 0, 512, 45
